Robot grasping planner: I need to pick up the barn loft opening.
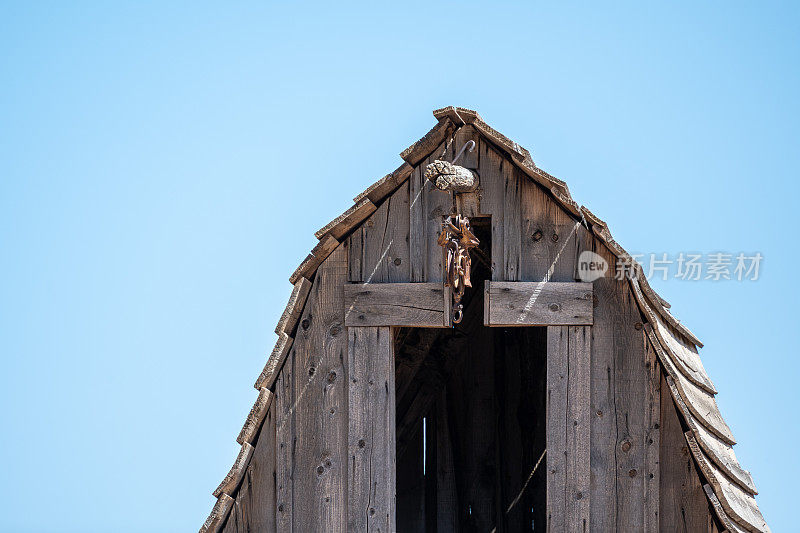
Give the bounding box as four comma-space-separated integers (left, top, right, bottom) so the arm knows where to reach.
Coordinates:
394, 219, 547, 532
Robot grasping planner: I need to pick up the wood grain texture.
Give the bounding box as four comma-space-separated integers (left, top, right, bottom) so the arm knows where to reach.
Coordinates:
253, 332, 293, 390
213, 443, 255, 498
314, 198, 377, 241
644, 339, 661, 533
344, 282, 446, 327
704, 484, 750, 533
274, 277, 312, 335
590, 277, 656, 531
685, 433, 769, 532
353, 162, 414, 204
631, 278, 716, 394
650, 330, 735, 445
647, 326, 756, 494
199, 494, 234, 533
400, 118, 453, 166
519, 172, 580, 282
291, 245, 349, 531
236, 387, 274, 445
289, 234, 340, 284
222, 406, 277, 533
409, 139, 453, 283
359, 182, 410, 283
484, 281, 593, 326
659, 373, 717, 532
547, 325, 591, 532
347, 326, 396, 533
274, 343, 296, 532
478, 140, 507, 281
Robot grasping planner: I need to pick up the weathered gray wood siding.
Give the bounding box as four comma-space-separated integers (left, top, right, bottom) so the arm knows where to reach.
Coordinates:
225, 128, 715, 531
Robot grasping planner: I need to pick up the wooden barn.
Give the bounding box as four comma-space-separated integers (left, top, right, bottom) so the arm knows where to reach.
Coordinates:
200, 107, 769, 532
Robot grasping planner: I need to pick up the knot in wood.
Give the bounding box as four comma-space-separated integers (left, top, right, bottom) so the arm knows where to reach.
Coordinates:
621, 440, 632, 452
549, 303, 561, 312
327, 371, 337, 383
301, 318, 311, 330
551, 233, 559, 242
532, 229, 543, 242
628, 469, 637, 477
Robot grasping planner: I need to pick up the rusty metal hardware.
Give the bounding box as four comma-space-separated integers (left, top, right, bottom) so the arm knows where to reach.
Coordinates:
438, 214, 479, 324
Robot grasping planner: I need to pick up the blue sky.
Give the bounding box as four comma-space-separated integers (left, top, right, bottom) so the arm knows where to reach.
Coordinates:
1, 2, 797, 531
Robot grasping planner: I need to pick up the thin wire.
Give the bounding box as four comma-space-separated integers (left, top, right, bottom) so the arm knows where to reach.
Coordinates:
488, 448, 548, 533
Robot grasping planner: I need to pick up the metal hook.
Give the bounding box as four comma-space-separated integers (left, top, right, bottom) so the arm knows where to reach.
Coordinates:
452, 140, 475, 164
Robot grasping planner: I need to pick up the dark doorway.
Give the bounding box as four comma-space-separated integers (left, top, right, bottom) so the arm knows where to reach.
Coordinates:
394, 219, 547, 532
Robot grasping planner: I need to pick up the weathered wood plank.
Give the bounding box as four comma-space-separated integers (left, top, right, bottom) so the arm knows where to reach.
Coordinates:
519, 174, 581, 282
704, 485, 750, 533
589, 277, 655, 531
200, 494, 234, 533
347, 227, 363, 283
484, 281, 593, 326
291, 245, 349, 530
360, 182, 410, 283
649, 329, 735, 445
274, 277, 312, 336
648, 327, 752, 493
314, 198, 377, 241
213, 444, 255, 498
400, 118, 453, 166
353, 162, 414, 204
409, 139, 453, 283
347, 326, 396, 532
289, 234, 340, 284
343, 282, 447, 327
274, 344, 296, 531
504, 166, 522, 281
686, 433, 768, 532
659, 373, 716, 532
644, 339, 661, 533
253, 332, 293, 390
635, 285, 716, 394
547, 325, 591, 532
478, 140, 505, 281
222, 405, 278, 533
236, 387, 274, 445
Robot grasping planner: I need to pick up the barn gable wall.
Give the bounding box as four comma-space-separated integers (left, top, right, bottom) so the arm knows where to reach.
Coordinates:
203, 109, 766, 532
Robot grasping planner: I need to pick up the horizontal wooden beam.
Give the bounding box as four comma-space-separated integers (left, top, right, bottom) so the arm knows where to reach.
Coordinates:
344, 282, 450, 327
484, 281, 593, 326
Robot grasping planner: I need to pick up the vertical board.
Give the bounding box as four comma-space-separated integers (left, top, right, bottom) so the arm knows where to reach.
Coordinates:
347, 326, 396, 532
659, 373, 716, 531
275, 344, 296, 531
645, 340, 661, 532
477, 140, 506, 281
221, 406, 277, 533
409, 140, 453, 283
360, 182, 410, 283
291, 245, 349, 531
590, 276, 658, 531
520, 176, 580, 282
547, 325, 591, 532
